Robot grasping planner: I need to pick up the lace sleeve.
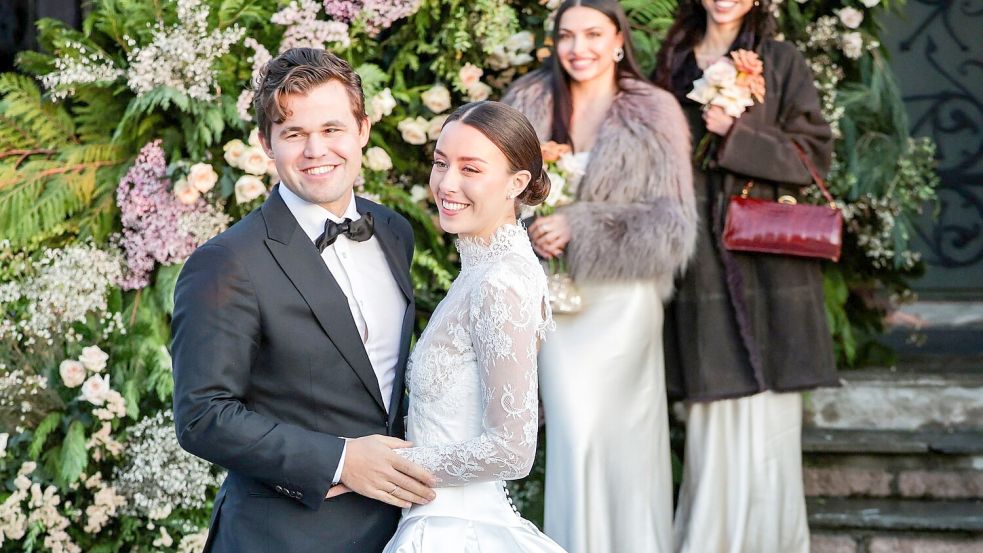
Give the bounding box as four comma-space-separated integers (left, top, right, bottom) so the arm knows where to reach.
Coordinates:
397, 264, 550, 486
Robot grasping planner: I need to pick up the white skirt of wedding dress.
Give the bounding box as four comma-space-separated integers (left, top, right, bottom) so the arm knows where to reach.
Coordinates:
383, 480, 567, 552
538, 280, 673, 553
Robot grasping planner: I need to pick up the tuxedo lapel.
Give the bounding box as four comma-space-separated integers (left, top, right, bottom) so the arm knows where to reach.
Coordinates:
262, 188, 387, 414
356, 198, 415, 429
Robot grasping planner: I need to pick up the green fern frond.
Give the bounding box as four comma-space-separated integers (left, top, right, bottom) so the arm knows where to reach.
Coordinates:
0, 73, 77, 148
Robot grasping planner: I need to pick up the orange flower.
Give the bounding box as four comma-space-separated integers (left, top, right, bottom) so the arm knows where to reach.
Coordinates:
731, 49, 766, 103
541, 140, 572, 163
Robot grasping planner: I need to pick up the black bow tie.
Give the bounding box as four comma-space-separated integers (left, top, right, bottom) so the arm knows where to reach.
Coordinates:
315, 212, 374, 252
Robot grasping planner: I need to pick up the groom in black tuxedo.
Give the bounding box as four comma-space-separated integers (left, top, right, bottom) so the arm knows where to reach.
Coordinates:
172, 48, 435, 552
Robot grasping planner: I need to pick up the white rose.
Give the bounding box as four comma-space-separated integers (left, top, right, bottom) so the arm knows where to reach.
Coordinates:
458, 63, 484, 90
248, 128, 261, 147
702, 58, 737, 86
363, 147, 393, 172
59, 360, 86, 388
410, 185, 430, 204
80, 345, 109, 372
506, 31, 535, 54
173, 178, 200, 205
187, 163, 218, 193
0, 432, 8, 458
841, 32, 864, 59
397, 117, 429, 145
837, 7, 864, 29
543, 171, 566, 207
467, 82, 492, 102
711, 84, 755, 117
223, 139, 247, 167
421, 85, 452, 114
685, 77, 717, 105
81, 374, 111, 406
860, 0, 879, 6
428, 115, 449, 141
485, 47, 510, 70
367, 88, 397, 123
508, 52, 535, 67
556, 152, 589, 188
234, 174, 267, 204
240, 147, 270, 176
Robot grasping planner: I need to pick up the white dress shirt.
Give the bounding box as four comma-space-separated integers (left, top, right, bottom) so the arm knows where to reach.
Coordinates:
279, 184, 408, 484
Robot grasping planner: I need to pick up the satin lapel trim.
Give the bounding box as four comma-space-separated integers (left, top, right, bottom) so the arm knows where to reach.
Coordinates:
264, 236, 387, 414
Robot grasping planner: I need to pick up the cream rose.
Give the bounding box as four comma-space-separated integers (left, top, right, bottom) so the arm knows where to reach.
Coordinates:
81, 374, 111, 406
458, 63, 484, 90
60, 360, 86, 388
173, 178, 201, 205
367, 88, 397, 123
837, 7, 864, 29
398, 117, 429, 145
364, 147, 393, 172
506, 31, 535, 54
467, 82, 492, 102
410, 185, 430, 204
485, 47, 510, 71
421, 85, 452, 114
428, 115, 449, 141
841, 32, 864, 59
0, 432, 9, 459
223, 139, 247, 167
248, 128, 262, 147
240, 147, 270, 176
235, 175, 267, 204
703, 58, 738, 86
508, 52, 535, 67
187, 163, 218, 193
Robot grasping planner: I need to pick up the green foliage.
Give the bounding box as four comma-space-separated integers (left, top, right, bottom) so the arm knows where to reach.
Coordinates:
57, 420, 88, 486
28, 412, 63, 460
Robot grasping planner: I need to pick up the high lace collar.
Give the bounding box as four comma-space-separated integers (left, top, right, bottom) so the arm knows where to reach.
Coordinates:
456, 224, 531, 270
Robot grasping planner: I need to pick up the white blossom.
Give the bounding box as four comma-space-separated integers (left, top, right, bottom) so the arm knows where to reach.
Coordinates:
367, 88, 397, 122
837, 7, 864, 29
421, 84, 452, 114
364, 147, 394, 172
397, 117, 429, 145
79, 345, 109, 373
235, 175, 267, 204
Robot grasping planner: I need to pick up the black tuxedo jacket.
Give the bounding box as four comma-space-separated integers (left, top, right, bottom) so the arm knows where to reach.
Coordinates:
172, 186, 415, 552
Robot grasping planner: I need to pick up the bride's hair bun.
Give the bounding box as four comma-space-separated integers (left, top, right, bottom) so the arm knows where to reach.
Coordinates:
442, 100, 553, 209
519, 169, 551, 207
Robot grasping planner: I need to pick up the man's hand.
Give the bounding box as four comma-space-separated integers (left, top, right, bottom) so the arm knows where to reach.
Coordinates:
340, 435, 437, 508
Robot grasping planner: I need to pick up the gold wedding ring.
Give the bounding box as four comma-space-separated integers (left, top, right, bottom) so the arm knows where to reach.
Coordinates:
389, 485, 399, 496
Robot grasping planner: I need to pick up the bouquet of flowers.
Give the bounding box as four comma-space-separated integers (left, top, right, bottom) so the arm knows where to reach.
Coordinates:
687, 49, 766, 166
535, 141, 589, 314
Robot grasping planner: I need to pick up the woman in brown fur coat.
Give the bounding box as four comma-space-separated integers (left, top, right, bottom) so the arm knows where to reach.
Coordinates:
653, 0, 839, 551
503, 1, 696, 551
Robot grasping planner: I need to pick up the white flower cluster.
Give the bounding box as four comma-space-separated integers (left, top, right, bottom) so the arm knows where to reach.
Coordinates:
125, 0, 245, 100
0, 462, 79, 552
177, 528, 210, 553
839, 194, 920, 270
178, 208, 233, 245
273, 0, 351, 52
0, 366, 49, 432
88, 422, 124, 461
486, 30, 536, 70
236, 38, 274, 121
804, 53, 845, 138
364, 147, 394, 172
366, 87, 398, 122
82, 472, 127, 534
112, 410, 225, 520
39, 41, 125, 101
0, 243, 124, 346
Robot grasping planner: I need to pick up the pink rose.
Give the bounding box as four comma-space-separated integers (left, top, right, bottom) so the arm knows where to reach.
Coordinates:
59, 360, 86, 388
81, 374, 111, 405
173, 178, 201, 205
79, 345, 109, 372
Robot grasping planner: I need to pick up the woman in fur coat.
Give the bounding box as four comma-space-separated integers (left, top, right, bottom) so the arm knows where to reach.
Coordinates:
653, 0, 839, 551
503, 1, 696, 551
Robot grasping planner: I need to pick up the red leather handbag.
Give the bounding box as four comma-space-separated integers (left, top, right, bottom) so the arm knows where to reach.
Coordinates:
722, 142, 843, 262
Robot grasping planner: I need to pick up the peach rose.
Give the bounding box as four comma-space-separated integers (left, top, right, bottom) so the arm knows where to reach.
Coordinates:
240, 147, 270, 176
234, 174, 267, 204
173, 178, 201, 205
187, 162, 218, 193
421, 85, 451, 114
223, 139, 246, 168
458, 63, 484, 90
541, 141, 573, 163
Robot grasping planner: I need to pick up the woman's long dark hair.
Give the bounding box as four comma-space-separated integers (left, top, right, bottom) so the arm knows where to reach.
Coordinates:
651, 0, 776, 92
548, 0, 648, 146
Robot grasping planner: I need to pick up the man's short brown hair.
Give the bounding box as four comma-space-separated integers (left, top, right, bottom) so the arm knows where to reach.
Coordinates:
252, 48, 367, 142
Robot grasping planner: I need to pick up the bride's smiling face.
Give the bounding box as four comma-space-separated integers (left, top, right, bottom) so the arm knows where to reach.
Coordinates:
430, 121, 529, 240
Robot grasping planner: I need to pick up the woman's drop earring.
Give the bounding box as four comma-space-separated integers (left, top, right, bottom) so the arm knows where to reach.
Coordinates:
613, 47, 625, 62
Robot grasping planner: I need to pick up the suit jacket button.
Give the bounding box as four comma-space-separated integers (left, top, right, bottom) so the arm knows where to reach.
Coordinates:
275, 485, 284, 493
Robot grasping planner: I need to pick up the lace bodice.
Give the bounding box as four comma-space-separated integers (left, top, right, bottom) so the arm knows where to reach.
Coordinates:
397, 224, 553, 485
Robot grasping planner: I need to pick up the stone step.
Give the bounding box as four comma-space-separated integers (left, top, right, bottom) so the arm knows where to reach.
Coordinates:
807, 498, 983, 533
811, 532, 983, 553
804, 368, 983, 431
803, 428, 983, 455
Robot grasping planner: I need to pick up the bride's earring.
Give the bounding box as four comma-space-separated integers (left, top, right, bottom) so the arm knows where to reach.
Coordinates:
613, 46, 625, 62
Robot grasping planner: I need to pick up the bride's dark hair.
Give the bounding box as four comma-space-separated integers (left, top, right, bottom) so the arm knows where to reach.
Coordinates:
651, 0, 776, 91
440, 101, 551, 207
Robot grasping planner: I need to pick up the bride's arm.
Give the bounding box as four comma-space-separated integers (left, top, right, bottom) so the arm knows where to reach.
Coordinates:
396, 266, 549, 486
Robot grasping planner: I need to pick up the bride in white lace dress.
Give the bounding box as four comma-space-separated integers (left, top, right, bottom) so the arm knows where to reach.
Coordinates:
382, 101, 566, 552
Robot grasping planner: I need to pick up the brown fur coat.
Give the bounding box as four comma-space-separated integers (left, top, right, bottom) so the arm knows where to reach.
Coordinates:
502, 71, 697, 298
